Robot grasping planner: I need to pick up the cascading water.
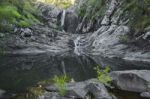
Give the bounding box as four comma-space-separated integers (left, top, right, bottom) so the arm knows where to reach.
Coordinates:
74, 36, 81, 55
61, 10, 66, 29
74, 35, 92, 56
74, 35, 91, 55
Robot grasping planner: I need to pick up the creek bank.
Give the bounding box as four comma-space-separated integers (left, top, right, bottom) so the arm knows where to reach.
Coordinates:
39, 70, 150, 99
44, 79, 112, 99
1, 0, 150, 69
0, 0, 150, 99
110, 70, 150, 99
110, 70, 150, 93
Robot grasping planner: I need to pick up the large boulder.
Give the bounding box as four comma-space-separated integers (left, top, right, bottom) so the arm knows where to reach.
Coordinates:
110, 70, 150, 93
45, 79, 112, 99
140, 92, 150, 98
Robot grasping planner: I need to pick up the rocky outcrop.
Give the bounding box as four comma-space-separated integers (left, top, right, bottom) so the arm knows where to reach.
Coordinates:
45, 79, 112, 99
72, 0, 150, 68
110, 70, 150, 93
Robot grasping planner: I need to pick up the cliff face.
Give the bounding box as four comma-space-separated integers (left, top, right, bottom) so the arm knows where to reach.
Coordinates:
0, 0, 150, 69
70, 0, 150, 65
74, 0, 150, 34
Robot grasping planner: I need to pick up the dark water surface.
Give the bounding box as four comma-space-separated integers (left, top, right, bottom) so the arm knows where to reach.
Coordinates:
0, 53, 148, 99
0, 53, 96, 92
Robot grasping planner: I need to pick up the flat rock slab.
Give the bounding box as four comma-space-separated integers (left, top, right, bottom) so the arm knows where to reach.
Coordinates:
110, 70, 150, 93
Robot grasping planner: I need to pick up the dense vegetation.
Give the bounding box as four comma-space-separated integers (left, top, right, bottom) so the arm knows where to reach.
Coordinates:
94, 66, 112, 85
116, 0, 150, 36
44, 0, 75, 8
0, 0, 75, 32
0, 0, 40, 32
77, 0, 150, 35
77, 0, 106, 19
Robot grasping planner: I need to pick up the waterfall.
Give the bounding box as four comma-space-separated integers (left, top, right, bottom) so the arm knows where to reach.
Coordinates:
74, 36, 87, 55
74, 36, 82, 55
61, 10, 66, 28
61, 61, 66, 75
74, 34, 94, 55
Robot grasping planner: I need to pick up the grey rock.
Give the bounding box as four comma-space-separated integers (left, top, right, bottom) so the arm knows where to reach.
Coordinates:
38, 92, 70, 99
101, 0, 118, 25
143, 31, 150, 40
110, 70, 150, 92
0, 33, 5, 38
73, 0, 150, 67
0, 25, 73, 55
85, 83, 112, 99
140, 92, 150, 98
45, 79, 112, 99
0, 89, 5, 98
64, 11, 79, 33
20, 28, 32, 38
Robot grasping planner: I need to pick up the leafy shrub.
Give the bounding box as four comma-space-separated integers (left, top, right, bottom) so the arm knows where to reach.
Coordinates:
28, 87, 45, 96
53, 75, 69, 96
44, 0, 74, 9
0, 0, 40, 32
76, 0, 106, 19
117, 0, 150, 34
94, 66, 112, 85
118, 35, 129, 43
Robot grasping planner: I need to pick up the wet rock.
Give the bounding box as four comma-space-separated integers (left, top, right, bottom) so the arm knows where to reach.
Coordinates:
0, 33, 5, 38
140, 92, 150, 98
143, 31, 150, 40
64, 11, 79, 33
38, 3, 61, 19
73, 0, 150, 66
85, 83, 112, 99
38, 92, 70, 99
101, 0, 118, 25
0, 89, 5, 98
45, 79, 112, 99
20, 28, 32, 38
0, 25, 73, 55
110, 70, 150, 93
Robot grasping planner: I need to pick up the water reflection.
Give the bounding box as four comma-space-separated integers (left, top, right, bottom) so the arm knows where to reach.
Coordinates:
0, 53, 96, 92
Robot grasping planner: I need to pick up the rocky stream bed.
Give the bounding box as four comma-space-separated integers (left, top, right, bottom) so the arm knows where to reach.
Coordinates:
0, 0, 150, 99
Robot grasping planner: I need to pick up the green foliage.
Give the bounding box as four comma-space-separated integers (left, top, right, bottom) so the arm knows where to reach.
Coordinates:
77, 0, 106, 19
18, 20, 31, 27
44, 0, 74, 9
37, 78, 52, 85
94, 66, 112, 85
53, 75, 69, 96
119, 0, 150, 34
77, 0, 149, 34
118, 35, 129, 43
28, 87, 45, 96
0, 0, 40, 32
0, 5, 21, 20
